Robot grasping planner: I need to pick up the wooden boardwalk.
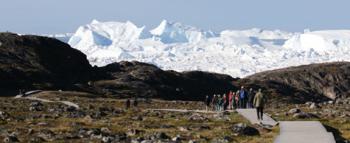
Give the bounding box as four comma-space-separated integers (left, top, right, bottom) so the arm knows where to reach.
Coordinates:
274, 121, 336, 143
236, 109, 336, 143
236, 109, 279, 127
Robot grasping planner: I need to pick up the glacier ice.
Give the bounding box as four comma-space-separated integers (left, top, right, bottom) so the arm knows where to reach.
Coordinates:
150, 20, 216, 44
58, 20, 350, 78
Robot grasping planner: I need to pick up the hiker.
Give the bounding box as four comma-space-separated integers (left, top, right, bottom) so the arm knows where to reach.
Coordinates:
228, 91, 233, 110
239, 86, 247, 108
212, 94, 218, 111
231, 92, 236, 109
248, 88, 255, 108
223, 94, 227, 110
125, 99, 131, 110
217, 95, 222, 111
235, 90, 240, 108
253, 89, 266, 121
133, 97, 138, 107
205, 95, 211, 111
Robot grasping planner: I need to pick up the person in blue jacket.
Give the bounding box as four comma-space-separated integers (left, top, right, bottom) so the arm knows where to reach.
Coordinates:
239, 86, 247, 108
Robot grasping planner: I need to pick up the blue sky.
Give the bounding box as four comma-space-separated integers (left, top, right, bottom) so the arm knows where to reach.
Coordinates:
0, 0, 350, 34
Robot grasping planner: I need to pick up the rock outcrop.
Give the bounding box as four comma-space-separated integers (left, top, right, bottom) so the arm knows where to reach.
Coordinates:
239, 62, 350, 103
90, 61, 236, 100
0, 33, 92, 94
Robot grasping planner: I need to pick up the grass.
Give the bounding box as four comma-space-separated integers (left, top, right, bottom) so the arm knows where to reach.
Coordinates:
0, 91, 300, 143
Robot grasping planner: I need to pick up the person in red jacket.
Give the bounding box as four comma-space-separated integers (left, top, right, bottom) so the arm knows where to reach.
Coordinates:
228, 91, 233, 110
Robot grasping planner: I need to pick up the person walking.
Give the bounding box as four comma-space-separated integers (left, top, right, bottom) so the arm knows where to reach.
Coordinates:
253, 89, 266, 121
228, 91, 233, 110
246, 88, 251, 108
205, 95, 211, 111
231, 92, 236, 109
217, 95, 222, 111
223, 94, 228, 110
235, 90, 240, 108
248, 88, 255, 108
212, 94, 218, 111
239, 86, 247, 108
133, 96, 138, 107
125, 99, 131, 110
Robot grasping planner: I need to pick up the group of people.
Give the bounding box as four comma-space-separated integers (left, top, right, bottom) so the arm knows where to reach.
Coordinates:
205, 86, 267, 120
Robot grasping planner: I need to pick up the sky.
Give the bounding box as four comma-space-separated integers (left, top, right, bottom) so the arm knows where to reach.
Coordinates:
0, 0, 350, 34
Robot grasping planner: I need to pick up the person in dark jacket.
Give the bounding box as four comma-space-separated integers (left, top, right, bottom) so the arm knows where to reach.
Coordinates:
212, 94, 218, 111
125, 99, 131, 110
133, 97, 138, 107
217, 95, 223, 111
248, 88, 255, 108
239, 86, 247, 108
205, 95, 211, 111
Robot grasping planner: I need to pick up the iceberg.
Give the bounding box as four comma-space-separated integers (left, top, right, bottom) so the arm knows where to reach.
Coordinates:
64, 20, 350, 78
150, 20, 217, 43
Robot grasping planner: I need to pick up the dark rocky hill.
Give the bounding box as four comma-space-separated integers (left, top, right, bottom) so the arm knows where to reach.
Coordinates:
89, 61, 236, 100
238, 62, 350, 103
0, 33, 92, 94
0, 33, 236, 99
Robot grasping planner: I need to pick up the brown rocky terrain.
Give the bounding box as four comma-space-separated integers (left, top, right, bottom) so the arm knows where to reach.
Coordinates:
238, 62, 350, 104
88, 61, 236, 101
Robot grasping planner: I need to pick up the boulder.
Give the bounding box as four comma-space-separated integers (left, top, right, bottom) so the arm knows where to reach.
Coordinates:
101, 136, 114, 143
172, 135, 182, 142
29, 101, 44, 111
288, 108, 301, 114
231, 123, 259, 136
309, 103, 319, 109
188, 113, 206, 121
37, 129, 56, 141
100, 127, 111, 135
293, 112, 319, 119
127, 129, 143, 136
328, 101, 334, 104
131, 115, 143, 121
29, 137, 45, 143
3, 133, 19, 143
0, 111, 10, 120
155, 132, 170, 140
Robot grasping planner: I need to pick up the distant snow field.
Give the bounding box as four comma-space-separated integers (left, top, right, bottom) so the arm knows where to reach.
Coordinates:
51, 20, 350, 77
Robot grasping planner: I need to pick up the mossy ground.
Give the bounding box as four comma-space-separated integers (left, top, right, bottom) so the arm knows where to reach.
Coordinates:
0, 91, 281, 142
1, 91, 348, 142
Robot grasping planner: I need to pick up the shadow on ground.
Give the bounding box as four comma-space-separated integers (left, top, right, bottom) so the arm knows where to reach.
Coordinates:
324, 124, 346, 143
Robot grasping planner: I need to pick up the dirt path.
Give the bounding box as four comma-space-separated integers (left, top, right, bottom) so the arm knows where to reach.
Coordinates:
14, 90, 80, 109
147, 109, 236, 114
